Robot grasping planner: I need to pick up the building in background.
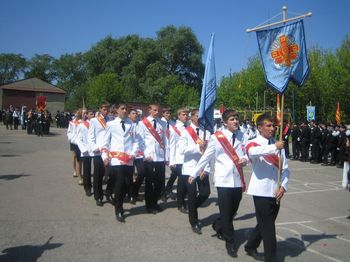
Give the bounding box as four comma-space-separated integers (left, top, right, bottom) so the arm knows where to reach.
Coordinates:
0, 78, 65, 113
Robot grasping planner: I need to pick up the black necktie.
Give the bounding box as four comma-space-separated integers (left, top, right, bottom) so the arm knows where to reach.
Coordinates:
196, 128, 200, 136
232, 133, 235, 146
268, 139, 273, 145
121, 120, 125, 132
153, 119, 157, 129
167, 121, 169, 129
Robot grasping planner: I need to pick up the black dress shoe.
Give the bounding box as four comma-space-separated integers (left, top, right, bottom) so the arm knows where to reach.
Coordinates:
129, 197, 136, 205
225, 242, 237, 258
96, 199, 103, 207
191, 224, 202, 235
105, 192, 112, 202
116, 212, 125, 223
85, 190, 92, 197
245, 247, 264, 261
178, 206, 188, 214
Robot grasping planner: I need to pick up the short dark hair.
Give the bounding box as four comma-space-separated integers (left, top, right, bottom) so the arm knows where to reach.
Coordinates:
256, 114, 274, 127
222, 109, 239, 123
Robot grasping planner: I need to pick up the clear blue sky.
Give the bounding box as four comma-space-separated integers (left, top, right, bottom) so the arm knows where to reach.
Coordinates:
1, 0, 349, 79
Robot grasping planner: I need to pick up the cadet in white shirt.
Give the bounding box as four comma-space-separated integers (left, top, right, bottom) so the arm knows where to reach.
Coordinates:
102, 104, 139, 223
76, 109, 95, 196
167, 108, 189, 212
88, 102, 110, 206
190, 109, 248, 258
139, 104, 168, 214
179, 108, 210, 234
244, 114, 289, 262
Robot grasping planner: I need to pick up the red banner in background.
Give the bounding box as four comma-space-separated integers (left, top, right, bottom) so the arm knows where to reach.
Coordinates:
336, 101, 341, 125
36, 96, 46, 112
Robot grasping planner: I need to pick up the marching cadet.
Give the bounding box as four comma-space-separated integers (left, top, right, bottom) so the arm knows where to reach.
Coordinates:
179, 108, 210, 234
88, 102, 110, 206
167, 108, 189, 212
244, 114, 290, 262
190, 109, 248, 258
139, 104, 168, 214
310, 120, 322, 163
101, 103, 139, 223
76, 109, 94, 196
128, 108, 145, 204
67, 109, 83, 184
161, 107, 175, 201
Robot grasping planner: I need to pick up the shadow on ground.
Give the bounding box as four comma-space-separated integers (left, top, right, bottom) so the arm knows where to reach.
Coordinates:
0, 237, 63, 262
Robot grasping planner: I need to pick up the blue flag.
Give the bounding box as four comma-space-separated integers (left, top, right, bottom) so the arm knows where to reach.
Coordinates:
199, 34, 217, 133
256, 20, 310, 94
306, 106, 315, 121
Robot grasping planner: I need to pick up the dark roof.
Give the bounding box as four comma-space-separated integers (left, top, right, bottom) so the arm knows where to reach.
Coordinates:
0, 78, 65, 94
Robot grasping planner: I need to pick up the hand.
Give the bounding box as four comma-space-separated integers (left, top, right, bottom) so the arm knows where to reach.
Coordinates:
82, 151, 89, 156
103, 158, 110, 167
238, 158, 247, 167
276, 186, 285, 202
170, 165, 176, 169
145, 156, 153, 162
188, 176, 195, 184
94, 148, 100, 153
199, 140, 208, 153
275, 141, 285, 150
199, 171, 208, 181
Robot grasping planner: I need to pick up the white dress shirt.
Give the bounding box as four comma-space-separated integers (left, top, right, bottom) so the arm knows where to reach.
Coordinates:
139, 116, 167, 162
76, 120, 92, 157
191, 128, 248, 188
67, 119, 79, 144
169, 120, 186, 166
179, 123, 211, 176
88, 115, 107, 156
101, 117, 139, 166
246, 135, 290, 197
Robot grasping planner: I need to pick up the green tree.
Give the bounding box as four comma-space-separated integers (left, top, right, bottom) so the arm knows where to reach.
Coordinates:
166, 84, 199, 109
25, 54, 55, 83
0, 53, 27, 85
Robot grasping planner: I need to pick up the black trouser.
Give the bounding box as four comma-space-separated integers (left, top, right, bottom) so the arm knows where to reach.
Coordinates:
291, 140, 300, 159
110, 165, 134, 214
93, 156, 105, 200
311, 142, 320, 162
132, 158, 145, 198
144, 161, 165, 209
82, 156, 92, 192
216, 187, 242, 244
175, 165, 188, 208
105, 166, 114, 196
300, 140, 310, 160
283, 138, 289, 158
245, 196, 280, 262
187, 175, 210, 226
165, 166, 178, 194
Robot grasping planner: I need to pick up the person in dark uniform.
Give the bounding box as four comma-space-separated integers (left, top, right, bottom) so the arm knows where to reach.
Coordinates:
336, 124, 347, 168
310, 120, 321, 163
290, 123, 301, 160
282, 121, 291, 158
319, 123, 328, 163
299, 122, 311, 162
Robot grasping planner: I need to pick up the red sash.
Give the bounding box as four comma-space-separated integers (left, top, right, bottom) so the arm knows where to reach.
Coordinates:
83, 121, 90, 129
245, 142, 279, 168
108, 151, 132, 163
96, 115, 106, 129
186, 126, 202, 144
215, 131, 246, 192
142, 118, 164, 148
172, 125, 181, 136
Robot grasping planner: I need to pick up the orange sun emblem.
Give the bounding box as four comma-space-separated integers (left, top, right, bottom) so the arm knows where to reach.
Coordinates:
271, 35, 299, 67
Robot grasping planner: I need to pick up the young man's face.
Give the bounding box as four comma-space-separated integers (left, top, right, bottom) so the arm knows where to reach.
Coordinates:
149, 105, 159, 118
178, 111, 189, 123
87, 112, 94, 120
117, 105, 127, 119
82, 110, 87, 120
258, 120, 275, 139
99, 106, 109, 117
225, 116, 240, 133
191, 112, 199, 126
128, 110, 138, 122
162, 111, 171, 120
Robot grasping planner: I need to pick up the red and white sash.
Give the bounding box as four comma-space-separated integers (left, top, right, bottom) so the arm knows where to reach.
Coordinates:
215, 131, 246, 192
245, 142, 279, 168
172, 125, 181, 136
108, 151, 132, 163
186, 126, 203, 144
96, 115, 106, 129
83, 120, 90, 129
142, 118, 164, 149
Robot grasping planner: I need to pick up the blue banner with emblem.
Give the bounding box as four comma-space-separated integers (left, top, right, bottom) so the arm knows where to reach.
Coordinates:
256, 20, 310, 94
199, 34, 217, 133
306, 106, 315, 121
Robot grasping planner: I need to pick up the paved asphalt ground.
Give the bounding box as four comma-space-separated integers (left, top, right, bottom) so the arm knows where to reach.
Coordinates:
0, 125, 349, 262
